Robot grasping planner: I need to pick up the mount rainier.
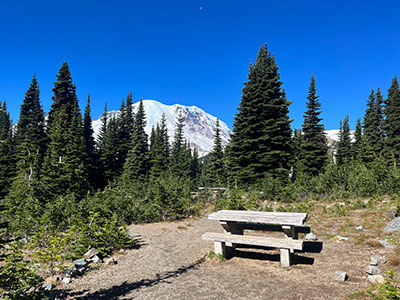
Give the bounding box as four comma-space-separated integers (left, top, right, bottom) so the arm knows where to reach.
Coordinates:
92, 100, 231, 157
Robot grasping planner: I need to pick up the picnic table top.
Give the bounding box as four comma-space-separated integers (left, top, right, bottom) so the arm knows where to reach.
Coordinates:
208, 210, 307, 226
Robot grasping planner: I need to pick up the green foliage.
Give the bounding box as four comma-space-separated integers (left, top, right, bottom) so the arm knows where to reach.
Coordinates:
385, 77, 400, 167
299, 75, 328, 176
207, 250, 225, 261
227, 43, 292, 185
367, 270, 400, 300
0, 243, 42, 300
122, 99, 149, 182
336, 115, 353, 166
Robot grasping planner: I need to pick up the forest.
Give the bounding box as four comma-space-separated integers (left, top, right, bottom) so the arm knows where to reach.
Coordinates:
1, 43, 400, 299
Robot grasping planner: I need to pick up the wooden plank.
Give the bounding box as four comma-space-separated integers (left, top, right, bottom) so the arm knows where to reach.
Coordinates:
202, 232, 303, 250
208, 210, 307, 226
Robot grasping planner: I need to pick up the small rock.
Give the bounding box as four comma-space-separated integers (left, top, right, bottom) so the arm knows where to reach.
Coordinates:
42, 283, 53, 292
305, 233, 317, 241
104, 257, 117, 265
333, 271, 348, 282
370, 255, 386, 266
129, 233, 141, 239
77, 267, 86, 274
355, 225, 363, 230
62, 277, 72, 284
337, 236, 349, 241
384, 217, 400, 232
84, 248, 99, 259
92, 255, 103, 263
368, 275, 385, 285
119, 249, 125, 254
74, 258, 87, 267
366, 266, 382, 275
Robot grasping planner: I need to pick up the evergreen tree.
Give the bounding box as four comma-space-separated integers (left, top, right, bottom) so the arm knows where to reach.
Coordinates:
363, 89, 384, 163
15, 75, 46, 181
116, 93, 134, 170
227, 44, 292, 184
299, 75, 328, 176
384, 76, 400, 167
122, 99, 149, 181
207, 119, 225, 186
336, 115, 352, 165
0, 101, 16, 198
190, 147, 200, 181
291, 128, 304, 177
170, 110, 189, 177
353, 118, 363, 160
43, 62, 88, 197
149, 114, 170, 177
83, 94, 99, 189
100, 115, 120, 184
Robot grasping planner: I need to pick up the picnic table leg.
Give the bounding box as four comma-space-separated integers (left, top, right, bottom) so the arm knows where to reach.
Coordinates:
214, 241, 227, 257
282, 225, 298, 254
220, 221, 243, 249
280, 248, 292, 267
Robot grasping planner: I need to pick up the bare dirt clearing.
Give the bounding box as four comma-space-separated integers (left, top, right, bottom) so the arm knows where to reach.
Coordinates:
53, 212, 395, 300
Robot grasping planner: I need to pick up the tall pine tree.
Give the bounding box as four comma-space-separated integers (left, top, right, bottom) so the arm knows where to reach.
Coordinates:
207, 118, 225, 186
299, 75, 328, 176
227, 44, 292, 184
384, 76, 400, 167
43, 62, 88, 197
122, 99, 149, 181
15, 75, 46, 181
336, 115, 352, 165
0, 101, 16, 198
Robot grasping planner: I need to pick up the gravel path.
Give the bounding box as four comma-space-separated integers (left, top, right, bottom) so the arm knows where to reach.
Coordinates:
54, 215, 384, 300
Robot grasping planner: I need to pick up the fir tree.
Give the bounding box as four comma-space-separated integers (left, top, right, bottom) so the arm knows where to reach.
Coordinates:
116, 93, 134, 170
336, 115, 352, 165
0, 101, 16, 198
43, 62, 88, 197
149, 114, 170, 177
207, 118, 225, 186
299, 76, 328, 176
384, 76, 400, 167
83, 94, 99, 189
227, 44, 292, 184
15, 75, 46, 181
353, 118, 363, 160
170, 110, 189, 178
363, 89, 384, 163
291, 128, 304, 177
122, 99, 149, 181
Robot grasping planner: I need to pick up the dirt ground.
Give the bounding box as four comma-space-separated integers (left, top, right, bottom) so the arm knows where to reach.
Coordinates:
53, 214, 393, 300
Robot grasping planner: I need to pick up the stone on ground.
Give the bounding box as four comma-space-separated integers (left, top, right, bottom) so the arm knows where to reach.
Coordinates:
305, 233, 317, 241
333, 271, 348, 282
370, 255, 386, 266
384, 217, 400, 232
62, 277, 72, 284
365, 266, 381, 275
42, 283, 53, 291
74, 258, 87, 267
104, 257, 117, 265
92, 255, 103, 263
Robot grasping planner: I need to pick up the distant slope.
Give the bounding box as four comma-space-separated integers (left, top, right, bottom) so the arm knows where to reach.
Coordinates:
92, 99, 231, 157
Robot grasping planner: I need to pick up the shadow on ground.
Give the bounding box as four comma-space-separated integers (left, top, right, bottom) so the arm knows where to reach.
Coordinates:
51, 258, 205, 300
228, 241, 323, 266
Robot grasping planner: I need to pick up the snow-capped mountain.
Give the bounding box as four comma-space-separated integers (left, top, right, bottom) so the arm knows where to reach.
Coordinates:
324, 129, 355, 146
92, 100, 231, 157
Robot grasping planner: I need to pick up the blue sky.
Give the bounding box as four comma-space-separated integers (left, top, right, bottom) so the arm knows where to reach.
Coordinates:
0, 0, 399, 130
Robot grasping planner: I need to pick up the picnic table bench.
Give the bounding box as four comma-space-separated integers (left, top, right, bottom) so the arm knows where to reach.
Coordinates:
202, 210, 310, 267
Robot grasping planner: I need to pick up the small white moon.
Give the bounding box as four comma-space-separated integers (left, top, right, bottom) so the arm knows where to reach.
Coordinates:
199, 6, 203, 10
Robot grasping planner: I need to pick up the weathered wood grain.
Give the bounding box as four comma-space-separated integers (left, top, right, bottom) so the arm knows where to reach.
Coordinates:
202, 232, 303, 250
208, 210, 307, 226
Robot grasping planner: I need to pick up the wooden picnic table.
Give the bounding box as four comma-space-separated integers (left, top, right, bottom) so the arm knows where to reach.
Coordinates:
202, 210, 310, 267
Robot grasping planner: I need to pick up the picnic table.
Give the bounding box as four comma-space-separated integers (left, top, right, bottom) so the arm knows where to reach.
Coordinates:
202, 210, 310, 267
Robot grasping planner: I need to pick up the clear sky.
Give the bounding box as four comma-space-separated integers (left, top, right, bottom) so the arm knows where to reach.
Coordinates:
0, 0, 399, 130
